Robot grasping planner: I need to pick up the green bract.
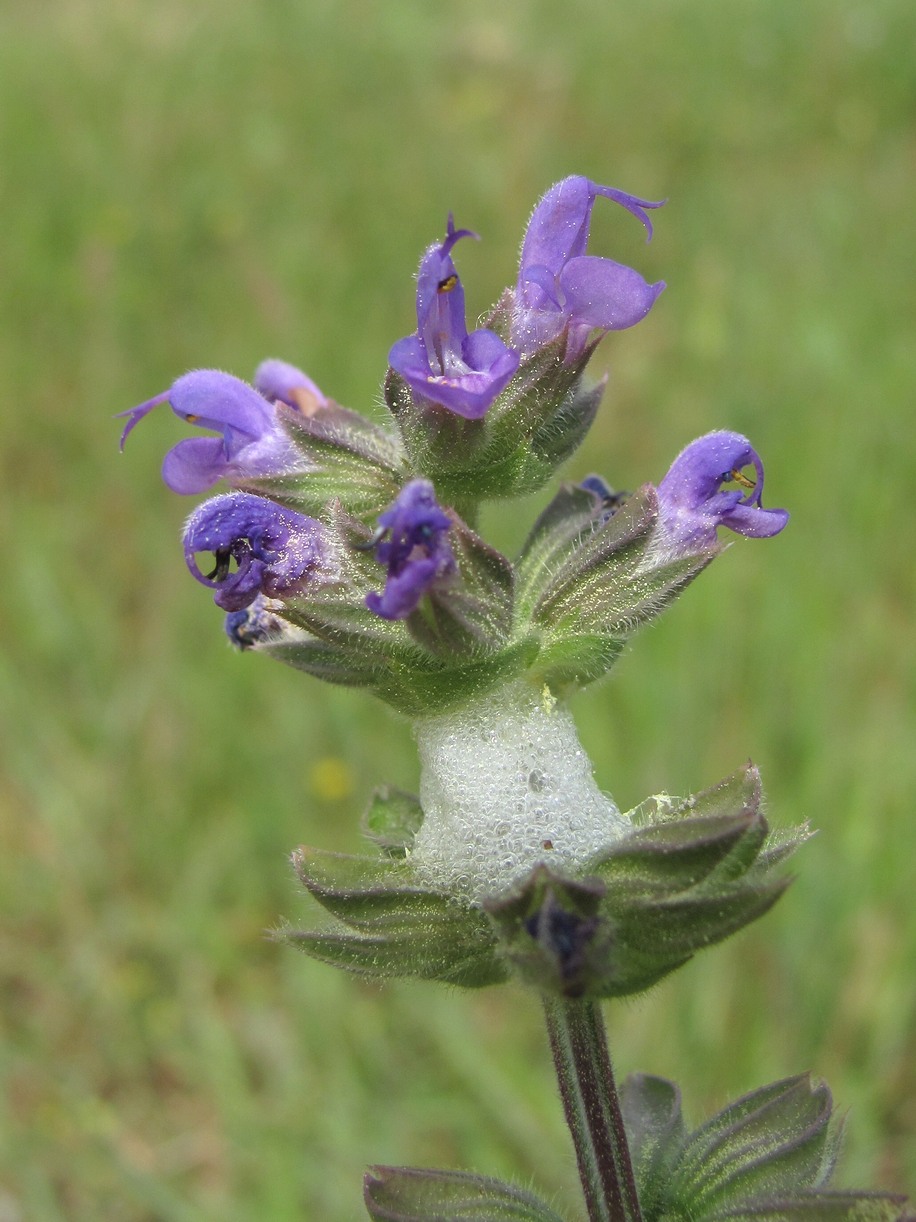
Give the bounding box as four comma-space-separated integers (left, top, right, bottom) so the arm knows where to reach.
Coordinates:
620, 1073, 910, 1222
281, 766, 807, 1000
364, 1166, 565, 1222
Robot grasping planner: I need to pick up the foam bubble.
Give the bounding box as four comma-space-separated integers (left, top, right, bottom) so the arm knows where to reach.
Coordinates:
411, 680, 630, 903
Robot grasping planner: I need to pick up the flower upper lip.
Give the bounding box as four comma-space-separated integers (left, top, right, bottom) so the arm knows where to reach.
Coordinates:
118, 366, 321, 494
512, 176, 666, 361
388, 215, 520, 420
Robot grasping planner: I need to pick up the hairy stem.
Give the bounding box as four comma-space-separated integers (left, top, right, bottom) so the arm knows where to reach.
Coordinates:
542, 996, 642, 1222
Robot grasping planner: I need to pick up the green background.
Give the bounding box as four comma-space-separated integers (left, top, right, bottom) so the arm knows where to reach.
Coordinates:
2, 1, 913, 1217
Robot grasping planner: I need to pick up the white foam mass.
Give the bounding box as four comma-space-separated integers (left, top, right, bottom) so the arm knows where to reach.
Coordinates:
411, 680, 631, 903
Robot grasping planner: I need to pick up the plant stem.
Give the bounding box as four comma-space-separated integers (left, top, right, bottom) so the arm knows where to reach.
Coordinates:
542, 996, 642, 1222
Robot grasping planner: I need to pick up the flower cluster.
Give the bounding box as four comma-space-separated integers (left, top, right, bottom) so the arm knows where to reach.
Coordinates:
119, 177, 916, 1222
120, 174, 786, 708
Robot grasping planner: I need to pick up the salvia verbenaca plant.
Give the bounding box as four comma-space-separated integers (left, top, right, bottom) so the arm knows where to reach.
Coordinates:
121, 175, 911, 1222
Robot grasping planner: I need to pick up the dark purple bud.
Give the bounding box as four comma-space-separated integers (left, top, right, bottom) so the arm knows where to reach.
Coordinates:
523, 889, 603, 998
183, 492, 328, 612
513, 175, 666, 360
224, 594, 287, 649
388, 215, 520, 419
580, 474, 630, 521
119, 369, 307, 494
253, 358, 328, 416
366, 480, 455, 620
656, 431, 789, 553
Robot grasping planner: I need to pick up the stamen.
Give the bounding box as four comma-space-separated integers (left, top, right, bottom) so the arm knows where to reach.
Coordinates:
437, 274, 458, 293
353, 526, 387, 552
728, 468, 756, 490
206, 549, 233, 582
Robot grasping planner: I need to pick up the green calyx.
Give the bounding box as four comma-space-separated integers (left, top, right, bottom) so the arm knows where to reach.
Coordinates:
251, 480, 715, 716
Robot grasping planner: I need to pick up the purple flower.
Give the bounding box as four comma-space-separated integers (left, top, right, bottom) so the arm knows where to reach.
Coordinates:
366, 480, 455, 620
183, 491, 328, 611
388, 216, 520, 419
656, 431, 789, 553
513, 176, 666, 360
119, 366, 320, 494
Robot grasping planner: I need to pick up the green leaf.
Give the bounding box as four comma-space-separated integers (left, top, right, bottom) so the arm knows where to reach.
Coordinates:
263, 636, 387, 688
673, 1076, 835, 1214
533, 486, 717, 640
243, 463, 400, 519
281, 401, 406, 473
285, 847, 506, 987
626, 1073, 912, 1222
609, 877, 790, 956
368, 635, 541, 717
529, 375, 604, 468
242, 404, 407, 517
680, 765, 762, 822
364, 1165, 566, 1221
708, 1194, 910, 1221
285, 597, 435, 667
242, 403, 405, 515
619, 1074, 686, 1214
293, 847, 452, 928
362, 787, 424, 856
530, 633, 626, 692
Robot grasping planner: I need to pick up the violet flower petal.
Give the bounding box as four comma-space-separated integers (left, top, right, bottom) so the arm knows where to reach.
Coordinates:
558, 255, 666, 331
183, 492, 326, 612
389, 216, 519, 419
513, 175, 665, 358
657, 431, 789, 553
120, 370, 302, 493
162, 437, 232, 495
366, 480, 455, 620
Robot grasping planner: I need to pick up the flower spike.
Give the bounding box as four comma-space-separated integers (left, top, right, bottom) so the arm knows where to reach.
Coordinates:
388, 215, 519, 419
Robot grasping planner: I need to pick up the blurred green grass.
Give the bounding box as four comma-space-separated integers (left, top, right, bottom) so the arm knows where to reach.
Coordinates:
1, 0, 914, 1217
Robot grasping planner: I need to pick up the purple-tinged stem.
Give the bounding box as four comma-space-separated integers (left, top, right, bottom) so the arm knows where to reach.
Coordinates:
542, 996, 642, 1222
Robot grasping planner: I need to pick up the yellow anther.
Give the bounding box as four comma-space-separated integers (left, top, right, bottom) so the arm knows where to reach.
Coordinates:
729, 468, 756, 490
437, 274, 458, 293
